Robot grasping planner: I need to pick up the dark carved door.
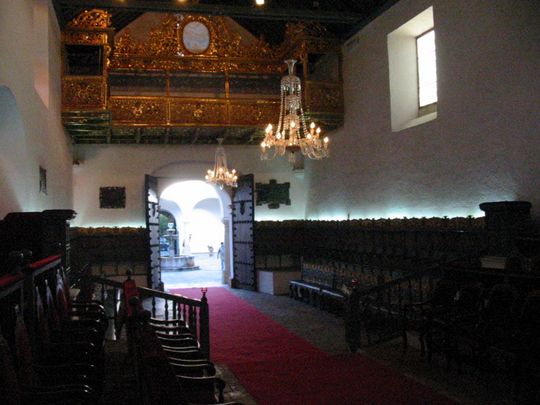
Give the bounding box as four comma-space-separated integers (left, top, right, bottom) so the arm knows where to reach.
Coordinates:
232, 174, 256, 290
145, 174, 161, 289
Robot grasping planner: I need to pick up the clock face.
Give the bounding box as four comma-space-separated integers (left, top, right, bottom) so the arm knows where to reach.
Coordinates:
182, 21, 210, 54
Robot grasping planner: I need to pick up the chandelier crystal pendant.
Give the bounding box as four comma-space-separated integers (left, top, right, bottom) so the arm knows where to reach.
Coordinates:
205, 138, 238, 189
261, 59, 329, 163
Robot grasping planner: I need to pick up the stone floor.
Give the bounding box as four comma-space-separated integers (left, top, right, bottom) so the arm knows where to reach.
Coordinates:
161, 252, 224, 289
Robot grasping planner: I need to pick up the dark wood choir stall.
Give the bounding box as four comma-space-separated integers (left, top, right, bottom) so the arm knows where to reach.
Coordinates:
0, 210, 244, 405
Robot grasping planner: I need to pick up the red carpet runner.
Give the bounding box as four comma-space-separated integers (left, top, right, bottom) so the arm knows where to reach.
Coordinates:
170, 287, 455, 405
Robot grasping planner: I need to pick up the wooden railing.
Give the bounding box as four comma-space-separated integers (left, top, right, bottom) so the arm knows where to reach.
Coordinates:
82, 274, 210, 359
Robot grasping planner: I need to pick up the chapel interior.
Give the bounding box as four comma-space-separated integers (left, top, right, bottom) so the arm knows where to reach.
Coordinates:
1, 0, 539, 404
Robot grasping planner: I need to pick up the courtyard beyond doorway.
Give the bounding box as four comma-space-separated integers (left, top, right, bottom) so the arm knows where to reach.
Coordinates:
162, 252, 225, 289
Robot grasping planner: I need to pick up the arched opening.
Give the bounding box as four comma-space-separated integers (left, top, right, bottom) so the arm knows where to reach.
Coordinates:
159, 180, 232, 289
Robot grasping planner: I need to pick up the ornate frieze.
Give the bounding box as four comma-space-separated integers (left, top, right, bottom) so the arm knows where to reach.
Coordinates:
62, 31, 109, 46
111, 14, 281, 74
228, 101, 279, 126
62, 10, 343, 143
170, 99, 226, 125
67, 9, 112, 30
108, 96, 279, 128
110, 97, 168, 124
62, 77, 107, 110
304, 82, 344, 114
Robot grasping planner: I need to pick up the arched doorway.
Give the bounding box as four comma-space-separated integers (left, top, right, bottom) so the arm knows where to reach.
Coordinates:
158, 180, 232, 289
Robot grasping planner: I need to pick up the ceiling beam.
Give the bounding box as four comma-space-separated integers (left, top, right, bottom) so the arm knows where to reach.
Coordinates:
55, 0, 365, 24
344, 0, 400, 39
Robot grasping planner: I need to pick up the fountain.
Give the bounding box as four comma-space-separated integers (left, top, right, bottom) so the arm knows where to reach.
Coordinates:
160, 223, 198, 271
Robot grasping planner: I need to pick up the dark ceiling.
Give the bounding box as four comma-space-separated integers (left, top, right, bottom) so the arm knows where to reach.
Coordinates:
52, 0, 399, 45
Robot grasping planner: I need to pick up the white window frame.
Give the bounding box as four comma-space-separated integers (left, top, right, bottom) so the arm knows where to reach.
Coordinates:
416, 28, 437, 115
387, 7, 437, 132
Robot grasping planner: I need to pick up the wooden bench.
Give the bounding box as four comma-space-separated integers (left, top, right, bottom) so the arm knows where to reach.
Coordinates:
290, 254, 428, 314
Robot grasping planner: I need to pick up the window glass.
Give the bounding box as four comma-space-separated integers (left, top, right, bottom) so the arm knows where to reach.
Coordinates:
417, 30, 437, 107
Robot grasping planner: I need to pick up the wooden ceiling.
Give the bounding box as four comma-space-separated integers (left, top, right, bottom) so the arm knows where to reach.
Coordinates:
52, 0, 398, 45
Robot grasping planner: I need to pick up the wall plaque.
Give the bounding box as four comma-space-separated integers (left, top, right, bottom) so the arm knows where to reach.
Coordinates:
256, 179, 290, 209
100, 186, 126, 209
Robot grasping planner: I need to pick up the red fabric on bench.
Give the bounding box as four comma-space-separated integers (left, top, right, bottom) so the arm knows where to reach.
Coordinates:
123, 279, 142, 317
0, 273, 23, 289
28, 255, 61, 270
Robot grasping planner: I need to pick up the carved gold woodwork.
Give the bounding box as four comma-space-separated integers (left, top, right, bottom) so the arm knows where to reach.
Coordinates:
110, 97, 168, 124
111, 14, 280, 74
67, 9, 112, 29
62, 11, 343, 142
228, 101, 279, 126
62, 77, 107, 110
170, 99, 226, 125
110, 55, 280, 74
62, 31, 109, 46
304, 81, 344, 114
109, 96, 279, 127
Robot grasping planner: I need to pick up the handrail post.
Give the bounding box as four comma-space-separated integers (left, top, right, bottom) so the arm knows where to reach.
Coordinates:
200, 288, 210, 360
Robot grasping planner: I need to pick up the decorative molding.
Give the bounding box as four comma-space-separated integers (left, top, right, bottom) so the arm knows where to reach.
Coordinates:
111, 14, 280, 71
67, 9, 112, 29
62, 77, 107, 110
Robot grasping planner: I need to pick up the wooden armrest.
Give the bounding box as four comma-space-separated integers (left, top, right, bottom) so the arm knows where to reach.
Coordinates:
163, 345, 203, 354
150, 318, 183, 325
167, 357, 211, 366
161, 344, 199, 352
155, 330, 195, 339
170, 362, 216, 377
177, 376, 226, 403
152, 324, 190, 334
157, 335, 198, 347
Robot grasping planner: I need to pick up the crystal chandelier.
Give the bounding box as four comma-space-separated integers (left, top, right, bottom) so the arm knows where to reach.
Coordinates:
260, 59, 329, 163
205, 138, 238, 189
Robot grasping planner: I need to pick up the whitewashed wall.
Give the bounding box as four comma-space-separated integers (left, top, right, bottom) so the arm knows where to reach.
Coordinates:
72, 144, 308, 227
0, 0, 73, 218
305, 0, 540, 220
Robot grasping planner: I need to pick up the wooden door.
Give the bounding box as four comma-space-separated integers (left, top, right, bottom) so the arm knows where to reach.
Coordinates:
232, 174, 256, 290
145, 175, 161, 289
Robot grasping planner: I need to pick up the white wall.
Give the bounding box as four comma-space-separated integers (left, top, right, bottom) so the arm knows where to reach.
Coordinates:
0, 0, 73, 218
305, 0, 540, 220
72, 144, 308, 227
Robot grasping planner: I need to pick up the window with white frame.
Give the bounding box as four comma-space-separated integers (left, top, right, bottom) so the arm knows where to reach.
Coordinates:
416, 29, 437, 111
387, 7, 437, 131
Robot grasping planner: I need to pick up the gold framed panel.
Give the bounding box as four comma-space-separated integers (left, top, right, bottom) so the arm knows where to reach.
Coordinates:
62, 77, 108, 110
110, 97, 169, 125
170, 98, 227, 125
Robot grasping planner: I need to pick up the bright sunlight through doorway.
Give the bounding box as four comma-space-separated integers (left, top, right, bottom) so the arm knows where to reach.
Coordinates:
159, 180, 230, 289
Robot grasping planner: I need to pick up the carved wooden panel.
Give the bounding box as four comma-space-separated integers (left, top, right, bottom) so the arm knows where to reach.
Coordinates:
305, 81, 344, 113
169, 99, 226, 125
110, 97, 168, 124
62, 77, 107, 110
